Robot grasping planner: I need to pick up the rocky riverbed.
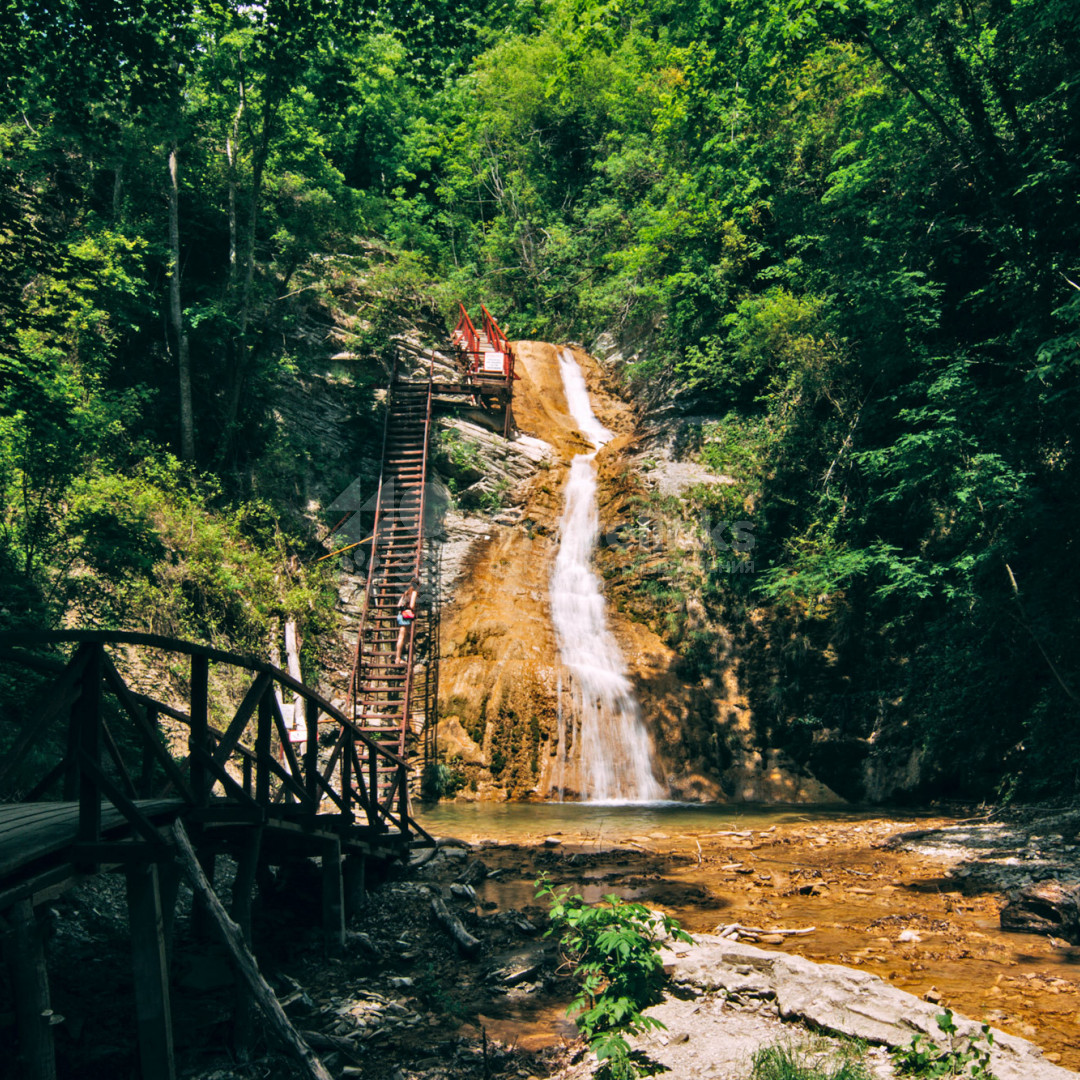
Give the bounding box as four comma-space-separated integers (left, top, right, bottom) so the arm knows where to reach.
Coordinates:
12, 804, 1080, 1080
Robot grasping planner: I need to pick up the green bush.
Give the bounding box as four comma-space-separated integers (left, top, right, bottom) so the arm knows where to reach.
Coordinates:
892, 1010, 998, 1079
537, 873, 693, 1080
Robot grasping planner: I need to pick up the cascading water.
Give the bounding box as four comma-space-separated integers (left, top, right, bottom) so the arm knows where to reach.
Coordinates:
549, 349, 664, 802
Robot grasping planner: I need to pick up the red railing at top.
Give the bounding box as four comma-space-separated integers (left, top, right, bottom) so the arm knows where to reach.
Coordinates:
452, 302, 517, 382
453, 303, 482, 364
480, 304, 510, 357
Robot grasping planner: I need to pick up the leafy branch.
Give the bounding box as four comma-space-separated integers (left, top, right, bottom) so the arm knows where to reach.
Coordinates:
537, 873, 693, 1080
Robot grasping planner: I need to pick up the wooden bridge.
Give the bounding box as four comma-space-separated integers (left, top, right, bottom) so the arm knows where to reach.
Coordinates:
0, 628, 433, 1078
0, 305, 518, 1079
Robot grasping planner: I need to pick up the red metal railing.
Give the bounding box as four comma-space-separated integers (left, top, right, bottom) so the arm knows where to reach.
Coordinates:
452, 303, 483, 369
452, 302, 517, 382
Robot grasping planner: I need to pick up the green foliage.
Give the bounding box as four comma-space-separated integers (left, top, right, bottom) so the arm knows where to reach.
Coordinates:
892, 1011, 998, 1079
537, 873, 693, 1080
750, 1041, 871, 1080
420, 758, 467, 800
1, 0, 1079, 799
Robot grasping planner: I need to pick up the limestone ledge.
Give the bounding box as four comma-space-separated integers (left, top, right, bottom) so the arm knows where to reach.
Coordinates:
663, 935, 1077, 1080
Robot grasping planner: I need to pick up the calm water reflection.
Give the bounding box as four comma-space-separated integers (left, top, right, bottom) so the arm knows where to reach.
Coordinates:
412, 800, 905, 842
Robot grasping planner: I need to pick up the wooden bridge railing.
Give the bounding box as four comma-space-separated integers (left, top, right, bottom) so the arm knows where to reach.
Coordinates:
0, 631, 430, 848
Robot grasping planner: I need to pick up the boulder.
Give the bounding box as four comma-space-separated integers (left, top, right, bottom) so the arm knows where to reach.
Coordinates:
663, 935, 1076, 1080
1000, 880, 1080, 943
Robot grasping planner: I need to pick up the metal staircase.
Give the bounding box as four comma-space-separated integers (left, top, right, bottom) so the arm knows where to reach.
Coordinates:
345, 368, 434, 808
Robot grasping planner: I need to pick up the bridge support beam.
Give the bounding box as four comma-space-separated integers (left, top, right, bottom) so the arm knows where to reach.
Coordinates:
126, 862, 175, 1080
231, 828, 263, 1059
343, 854, 366, 920
4, 899, 56, 1080
321, 837, 346, 955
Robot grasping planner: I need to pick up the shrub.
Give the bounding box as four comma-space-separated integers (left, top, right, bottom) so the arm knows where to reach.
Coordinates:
892, 1010, 998, 1079
536, 873, 693, 1080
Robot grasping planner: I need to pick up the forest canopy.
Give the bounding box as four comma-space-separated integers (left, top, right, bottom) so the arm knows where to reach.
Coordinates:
1, 0, 1077, 797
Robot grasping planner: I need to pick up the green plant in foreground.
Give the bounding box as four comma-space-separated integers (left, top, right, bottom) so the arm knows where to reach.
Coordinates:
751, 1041, 870, 1080
892, 1010, 997, 1078
536, 873, 693, 1080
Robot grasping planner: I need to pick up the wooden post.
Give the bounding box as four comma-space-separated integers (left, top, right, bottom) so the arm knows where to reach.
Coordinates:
76, 642, 104, 846
256, 693, 272, 806
4, 899, 57, 1080
139, 706, 158, 797
62, 644, 94, 801
321, 837, 345, 955
158, 858, 181, 968
189, 654, 210, 805
304, 698, 319, 807
126, 863, 176, 1080
231, 828, 263, 1060
343, 854, 366, 920
340, 732, 352, 825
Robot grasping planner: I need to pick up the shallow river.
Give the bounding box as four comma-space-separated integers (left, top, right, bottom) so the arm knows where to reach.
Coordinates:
415, 800, 888, 840
414, 801, 1080, 1070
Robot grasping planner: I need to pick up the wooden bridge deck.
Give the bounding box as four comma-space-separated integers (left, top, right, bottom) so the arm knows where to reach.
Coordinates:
0, 799, 183, 879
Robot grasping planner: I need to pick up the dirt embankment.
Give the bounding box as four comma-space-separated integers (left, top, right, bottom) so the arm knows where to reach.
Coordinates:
435, 342, 837, 803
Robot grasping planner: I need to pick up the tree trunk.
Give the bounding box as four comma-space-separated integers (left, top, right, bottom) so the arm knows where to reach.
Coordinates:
168, 142, 195, 462
219, 136, 267, 462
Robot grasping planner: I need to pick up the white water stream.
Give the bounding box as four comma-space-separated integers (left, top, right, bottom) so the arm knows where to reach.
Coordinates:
549, 349, 664, 802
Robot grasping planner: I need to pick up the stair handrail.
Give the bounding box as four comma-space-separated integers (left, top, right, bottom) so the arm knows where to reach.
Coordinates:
480, 304, 513, 379
348, 356, 396, 731
453, 302, 482, 373
396, 353, 435, 808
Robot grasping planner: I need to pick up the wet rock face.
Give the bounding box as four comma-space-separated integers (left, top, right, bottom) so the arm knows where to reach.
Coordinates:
432, 341, 848, 804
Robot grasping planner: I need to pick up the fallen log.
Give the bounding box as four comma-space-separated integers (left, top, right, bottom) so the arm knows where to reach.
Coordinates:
171, 821, 332, 1080
302, 1030, 363, 1065
409, 836, 473, 868
431, 895, 481, 956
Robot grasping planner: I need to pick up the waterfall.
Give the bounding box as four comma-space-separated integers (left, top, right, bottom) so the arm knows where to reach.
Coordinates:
549, 349, 664, 802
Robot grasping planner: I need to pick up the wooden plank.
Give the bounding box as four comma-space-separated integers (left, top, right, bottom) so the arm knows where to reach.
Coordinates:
102, 657, 194, 804
0, 645, 89, 796
190, 748, 262, 812
23, 760, 65, 802
0, 864, 92, 912
71, 842, 158, 864
126, 863, 175, 1080
4, 898, 57, 1080
231, 825, 263, 1058
100, 717, 139, 802
211, 671, 273, 769
0, 800, 181, 879
189, 654, 210, 806
266, 693, 310, 807
78, 752, 171, 853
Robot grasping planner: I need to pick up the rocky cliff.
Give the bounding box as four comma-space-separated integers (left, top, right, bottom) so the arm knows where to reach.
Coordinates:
430, 341, 840, 803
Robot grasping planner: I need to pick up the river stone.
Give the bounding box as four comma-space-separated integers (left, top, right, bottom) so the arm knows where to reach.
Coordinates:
1000, 880, 1080, 943
662, 934, 1077, 1080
